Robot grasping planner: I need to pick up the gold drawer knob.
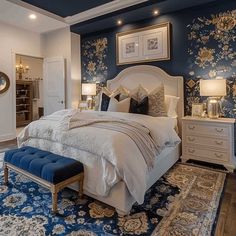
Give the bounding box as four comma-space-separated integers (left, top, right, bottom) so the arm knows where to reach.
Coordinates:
215, 128, 224, 133
188, 149, 195, 154
188, 125, 195, 130
215, 140, 223, 145
215, 153, 223, 158
188, 137, 196, 142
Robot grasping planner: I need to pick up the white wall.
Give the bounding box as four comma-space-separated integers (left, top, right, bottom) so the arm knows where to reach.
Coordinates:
0, 21, 42, 142
71, 33, 81, 109
0, 23, 81, 142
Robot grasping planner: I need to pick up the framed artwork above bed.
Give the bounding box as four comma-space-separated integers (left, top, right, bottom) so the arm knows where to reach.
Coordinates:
116, 22, 170, 65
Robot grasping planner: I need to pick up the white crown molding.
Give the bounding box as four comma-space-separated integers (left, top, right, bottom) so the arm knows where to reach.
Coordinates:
65, 0, 148, 25
6, 0, 66, 23
7, 0, 148, 26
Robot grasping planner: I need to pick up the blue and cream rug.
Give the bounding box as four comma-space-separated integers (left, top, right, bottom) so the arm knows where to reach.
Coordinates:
0, 163, 225, 236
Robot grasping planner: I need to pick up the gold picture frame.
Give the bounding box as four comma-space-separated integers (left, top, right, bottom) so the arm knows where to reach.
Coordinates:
191, 103, 204, 117
116, 22, 170, 65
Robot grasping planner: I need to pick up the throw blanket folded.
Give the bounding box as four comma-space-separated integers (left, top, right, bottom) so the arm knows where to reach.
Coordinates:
66, 112, 160, 169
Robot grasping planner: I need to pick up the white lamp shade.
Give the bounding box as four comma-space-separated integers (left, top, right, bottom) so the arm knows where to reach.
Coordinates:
82, 83, 96, 96
200, 79, 226, 97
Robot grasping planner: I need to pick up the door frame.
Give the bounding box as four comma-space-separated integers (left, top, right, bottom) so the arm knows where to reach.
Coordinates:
12, 51, 44, 137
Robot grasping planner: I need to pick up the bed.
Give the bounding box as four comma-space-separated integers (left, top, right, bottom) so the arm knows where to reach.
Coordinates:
18, 65, 184, 216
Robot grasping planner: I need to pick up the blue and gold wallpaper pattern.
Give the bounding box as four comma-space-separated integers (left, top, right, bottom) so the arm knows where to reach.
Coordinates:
81, 2, 236, 118
186, 10, 236, 117
82, 37, 108, 83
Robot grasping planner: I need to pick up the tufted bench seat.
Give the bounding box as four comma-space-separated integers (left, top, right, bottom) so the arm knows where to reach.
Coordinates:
3, 146, 84, 213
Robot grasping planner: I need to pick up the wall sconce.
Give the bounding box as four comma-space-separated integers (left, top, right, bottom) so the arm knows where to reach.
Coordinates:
16, 58, 29, 80
81, 83, 97, 109
200, 78, 226, 119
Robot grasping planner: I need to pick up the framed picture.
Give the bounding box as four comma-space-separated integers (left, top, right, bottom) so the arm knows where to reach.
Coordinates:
116, 22, 170, 65
192, 103, 204, 117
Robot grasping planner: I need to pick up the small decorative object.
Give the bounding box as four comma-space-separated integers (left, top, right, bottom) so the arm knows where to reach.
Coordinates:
16, 58, 29, 80
78, 101, 88, 111
0, 72, 10, 94
200, 78, 226, 119
191, 103, 204, 117
82, 83, 97, 109
116, 22, 170, 65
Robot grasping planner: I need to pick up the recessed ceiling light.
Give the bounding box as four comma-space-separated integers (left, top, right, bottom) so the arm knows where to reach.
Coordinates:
117, 20, 122, 25
29, 14, 37, 20
153, 10, 159, 16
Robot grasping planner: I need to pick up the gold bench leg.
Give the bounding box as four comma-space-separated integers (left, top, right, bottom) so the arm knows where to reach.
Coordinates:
51, 188, 58, 214
4, 164, 8, 186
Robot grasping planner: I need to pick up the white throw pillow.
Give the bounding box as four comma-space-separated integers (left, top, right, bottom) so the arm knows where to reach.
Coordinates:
165, 95, 180, 118
112, 85, 130, 101
107, 97, 131, 113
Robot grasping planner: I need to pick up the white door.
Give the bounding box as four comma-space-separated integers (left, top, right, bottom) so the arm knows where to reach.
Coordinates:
43, 57, 65, 115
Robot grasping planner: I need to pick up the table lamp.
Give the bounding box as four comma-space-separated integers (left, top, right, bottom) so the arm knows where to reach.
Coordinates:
200, 78, 226, 119
81, 83, 96, 109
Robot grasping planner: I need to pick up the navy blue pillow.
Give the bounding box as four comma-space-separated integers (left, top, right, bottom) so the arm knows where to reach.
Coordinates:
129, 97, 149, 115
100, 93, 120, 111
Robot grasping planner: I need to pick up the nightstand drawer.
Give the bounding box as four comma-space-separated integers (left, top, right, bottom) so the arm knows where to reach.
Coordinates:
184, 147, 228, 162
185, 135, 228, 149
184, 122, 229, 137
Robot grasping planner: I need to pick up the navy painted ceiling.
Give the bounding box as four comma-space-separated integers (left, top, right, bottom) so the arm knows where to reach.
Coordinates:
71, 0, 219, 35
21, 0, 113, 17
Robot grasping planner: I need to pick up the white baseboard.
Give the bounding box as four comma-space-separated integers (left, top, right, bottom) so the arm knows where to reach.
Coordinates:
0, 133, 16, 142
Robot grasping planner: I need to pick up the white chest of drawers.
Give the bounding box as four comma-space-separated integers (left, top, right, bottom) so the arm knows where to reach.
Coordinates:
181, 116, 236, 172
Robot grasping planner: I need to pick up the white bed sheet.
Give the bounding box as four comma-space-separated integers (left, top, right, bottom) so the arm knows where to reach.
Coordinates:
18, 110, 180, 204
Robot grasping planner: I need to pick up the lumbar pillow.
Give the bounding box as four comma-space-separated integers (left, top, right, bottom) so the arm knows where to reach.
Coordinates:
148, 84, 167, 117
129, 97, 149, 115
165, 95, 180, 118
130, 84, 148, 103
107, 97, 131, 113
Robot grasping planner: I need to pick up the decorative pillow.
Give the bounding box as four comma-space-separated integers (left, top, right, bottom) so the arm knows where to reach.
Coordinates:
97, 87, 112, 111
112, 85, 130, 101
165, 95, 180, 118
130, 84, 148, 103
107, 97, 131, 113
129, 97, 149, 115
148, 84, 167, 117
100, 93, 120, 111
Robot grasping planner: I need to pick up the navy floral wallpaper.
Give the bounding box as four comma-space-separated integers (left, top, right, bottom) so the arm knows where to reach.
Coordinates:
82, 37, 108, 84
81, 1, 236, 118
185, 10, 236, 117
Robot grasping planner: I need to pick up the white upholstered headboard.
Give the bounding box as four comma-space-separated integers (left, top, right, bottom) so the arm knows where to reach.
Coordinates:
107, 65, 184, 130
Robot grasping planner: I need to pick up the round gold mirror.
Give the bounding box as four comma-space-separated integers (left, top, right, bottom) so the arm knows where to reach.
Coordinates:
0, 72, 10, 94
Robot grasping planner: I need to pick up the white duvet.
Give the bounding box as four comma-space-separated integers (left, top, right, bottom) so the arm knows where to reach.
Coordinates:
18, 110, 180, 204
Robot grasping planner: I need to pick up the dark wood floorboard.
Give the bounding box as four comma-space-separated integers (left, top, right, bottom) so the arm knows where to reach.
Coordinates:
215, 173, 236, 236
0, 140, 235, 235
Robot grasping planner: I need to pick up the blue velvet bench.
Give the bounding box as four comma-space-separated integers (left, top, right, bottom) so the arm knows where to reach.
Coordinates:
3, 146, 84, 213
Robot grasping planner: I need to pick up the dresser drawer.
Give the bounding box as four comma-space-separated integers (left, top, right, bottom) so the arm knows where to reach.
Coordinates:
185, 135, 228, 149
184, 122, 229, 137
184, 146, 228, 162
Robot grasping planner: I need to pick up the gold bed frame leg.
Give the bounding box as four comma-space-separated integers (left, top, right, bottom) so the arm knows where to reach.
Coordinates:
4, 164, 8, 186
79, 178, 83, 198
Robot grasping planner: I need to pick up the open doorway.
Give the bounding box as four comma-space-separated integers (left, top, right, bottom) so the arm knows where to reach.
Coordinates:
15, 54, 44, 134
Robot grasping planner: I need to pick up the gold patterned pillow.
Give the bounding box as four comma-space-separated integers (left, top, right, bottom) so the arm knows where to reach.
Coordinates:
148, 84, 167, 117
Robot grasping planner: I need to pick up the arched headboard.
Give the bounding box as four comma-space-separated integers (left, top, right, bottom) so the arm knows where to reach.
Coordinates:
107, 65, 184, 131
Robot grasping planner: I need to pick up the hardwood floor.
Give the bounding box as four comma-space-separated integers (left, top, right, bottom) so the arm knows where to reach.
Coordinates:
215, 173, 236, 236
0, 139, 235, 235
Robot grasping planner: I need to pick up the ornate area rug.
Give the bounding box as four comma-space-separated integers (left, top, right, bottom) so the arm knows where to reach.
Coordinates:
0, 163, 225, 236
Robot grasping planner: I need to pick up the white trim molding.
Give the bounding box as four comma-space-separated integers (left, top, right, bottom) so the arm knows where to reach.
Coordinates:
65, 0, 148, 25
7, 0, 148, 25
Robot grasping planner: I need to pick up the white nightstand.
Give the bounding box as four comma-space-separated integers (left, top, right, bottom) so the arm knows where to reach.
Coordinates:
181, 116, 236, 172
